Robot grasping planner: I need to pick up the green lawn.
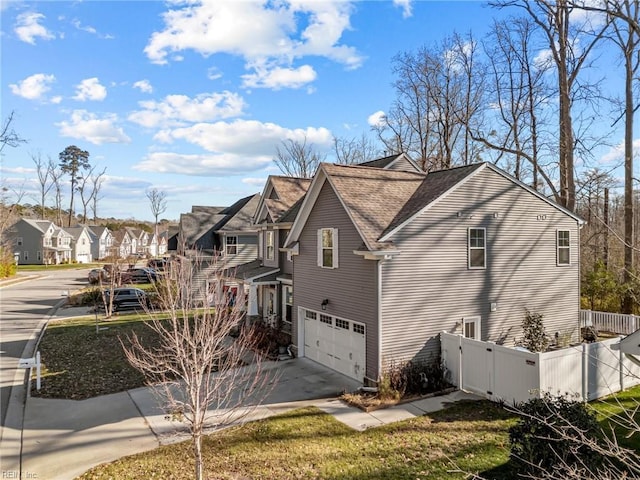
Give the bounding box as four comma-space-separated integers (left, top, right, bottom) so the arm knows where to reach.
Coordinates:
18, 263, 102, 272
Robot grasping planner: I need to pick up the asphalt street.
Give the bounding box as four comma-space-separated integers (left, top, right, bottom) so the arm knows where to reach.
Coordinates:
0, 268, 91, 428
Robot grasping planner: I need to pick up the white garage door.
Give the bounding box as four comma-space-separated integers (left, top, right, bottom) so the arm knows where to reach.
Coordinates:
302, 308, 365, 381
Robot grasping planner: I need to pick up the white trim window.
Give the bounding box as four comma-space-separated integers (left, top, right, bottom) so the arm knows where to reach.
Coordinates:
265, 230, 275, 261
463, 316, 481, 340
557, 230, 570, 265
226, 235, 238, 255
468, 228, 486, 269
23, 251, 28, 261
317, 228, 338, 269
37, 251, 42, 261
16, 237, 23, 246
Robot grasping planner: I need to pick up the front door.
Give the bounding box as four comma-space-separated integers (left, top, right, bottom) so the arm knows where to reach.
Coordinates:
264, 287, 277, 325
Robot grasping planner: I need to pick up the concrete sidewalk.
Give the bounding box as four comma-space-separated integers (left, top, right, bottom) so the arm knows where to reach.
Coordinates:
2, 301, 481, 480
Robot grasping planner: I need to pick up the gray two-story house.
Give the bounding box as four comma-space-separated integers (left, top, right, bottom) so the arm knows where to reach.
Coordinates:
8, 219, 73, 265
227, 176, 312, 334
285, 162, 583, 383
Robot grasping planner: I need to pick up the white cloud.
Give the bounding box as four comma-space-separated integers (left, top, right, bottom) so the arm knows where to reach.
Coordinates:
56, 110, 131, 145
393, 0, 413, 18
599, 139, 640, 165
128, 91, 246, 128
144, 1, 363, 89
367, 110, 386, 127
133, 79, 153, 93
14, 12, 55, 44
72, 19, 96, 35
51, 96, 63, 104
133, 152, 272, 176
73, 77, 107, 101
71, 18, 114, 39
207, 67, 223, 80
242, 64, 317, 89
136, 119, 332, 176
156, 119, 332, 156
242, 177, 267, 187
9, 73, 55, 100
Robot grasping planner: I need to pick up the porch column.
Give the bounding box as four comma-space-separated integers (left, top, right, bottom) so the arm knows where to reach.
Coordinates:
248, 284, 258, 316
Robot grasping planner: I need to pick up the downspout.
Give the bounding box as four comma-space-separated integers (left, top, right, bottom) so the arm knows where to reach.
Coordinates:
377, 259, 383, 383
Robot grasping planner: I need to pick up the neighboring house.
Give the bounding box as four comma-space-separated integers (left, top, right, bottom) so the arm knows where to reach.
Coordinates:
124, 227, 150, 256
284, 161, 583, 383
87, 226, 114, 260
112, 229, 133, 258
230, 176, 312, 334
177, 194, 261, 264
65, 226, 94, 263
354, 152, 422, 172
175, 194, 261, 303
157, 230, 169, 256
7, 219, 72, 265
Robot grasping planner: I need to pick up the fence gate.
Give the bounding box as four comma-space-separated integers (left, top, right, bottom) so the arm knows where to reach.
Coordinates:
460, 337, 495, 397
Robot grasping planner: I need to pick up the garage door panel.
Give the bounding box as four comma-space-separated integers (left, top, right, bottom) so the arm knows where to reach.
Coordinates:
302, 308, 365, 381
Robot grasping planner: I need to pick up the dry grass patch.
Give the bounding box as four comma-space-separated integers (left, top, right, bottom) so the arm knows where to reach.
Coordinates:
34, 314, 162, 399
78, 401, 517, 480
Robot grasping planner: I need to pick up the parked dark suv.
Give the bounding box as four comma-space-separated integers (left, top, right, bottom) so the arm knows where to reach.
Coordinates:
104, 287, 149, 311
124, 267, 159, 283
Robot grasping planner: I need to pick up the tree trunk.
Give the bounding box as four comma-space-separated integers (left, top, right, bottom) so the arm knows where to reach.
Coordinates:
193, 433, 203, 480
623, 44, 635, 314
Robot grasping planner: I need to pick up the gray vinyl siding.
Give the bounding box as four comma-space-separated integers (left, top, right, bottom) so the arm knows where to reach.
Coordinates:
380, 168, 581, 369
279, 227, 293, 275
12, 221, 43, 265
388, 156, 417, 172
293, 182, 378, 379
224, 234, 258, 268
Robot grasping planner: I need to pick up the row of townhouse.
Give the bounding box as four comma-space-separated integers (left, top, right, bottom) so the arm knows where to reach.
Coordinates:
7, 219, 169, 265
173, 153, 584, 385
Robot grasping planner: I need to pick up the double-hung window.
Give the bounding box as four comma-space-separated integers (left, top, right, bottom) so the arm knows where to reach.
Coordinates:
468, 228, 486, 269
265, 231, 275, 261
226, 236, 238, 255
317, 228, 338, 269
557, 230, 570, 265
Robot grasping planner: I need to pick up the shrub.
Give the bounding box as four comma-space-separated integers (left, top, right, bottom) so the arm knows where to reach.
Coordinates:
519, 309, 549, 352
82, 287, 102, 306
384, 358, 449, 396
249, 321, 291, 356
509, 393, 603, 476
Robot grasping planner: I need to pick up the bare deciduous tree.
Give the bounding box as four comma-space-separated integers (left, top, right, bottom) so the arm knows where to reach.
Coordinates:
31, 152, 55, 219
79, 165, 107, 224
122, 256, 273, 480
274, 135, 326, 177
89, 168, 106, 222
0, 111, 26, 153
378, 32, 484, 171
146, 188, 168, 246
50, 166, 65, 226
491, 0, 611, 211
333, 133, 381, 165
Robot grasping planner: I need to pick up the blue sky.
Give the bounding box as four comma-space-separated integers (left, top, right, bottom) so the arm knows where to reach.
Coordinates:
0, 0, 630, 222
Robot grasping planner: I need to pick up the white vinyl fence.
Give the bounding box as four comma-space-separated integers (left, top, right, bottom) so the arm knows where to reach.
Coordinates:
580, 310, 640, 335
441, 332, 640, 404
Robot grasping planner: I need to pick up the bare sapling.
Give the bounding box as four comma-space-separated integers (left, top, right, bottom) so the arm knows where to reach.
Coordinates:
122, 254, 275, 480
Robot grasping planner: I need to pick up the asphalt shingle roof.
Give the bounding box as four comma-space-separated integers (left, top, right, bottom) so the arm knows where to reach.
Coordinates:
321, 162, 484, 251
